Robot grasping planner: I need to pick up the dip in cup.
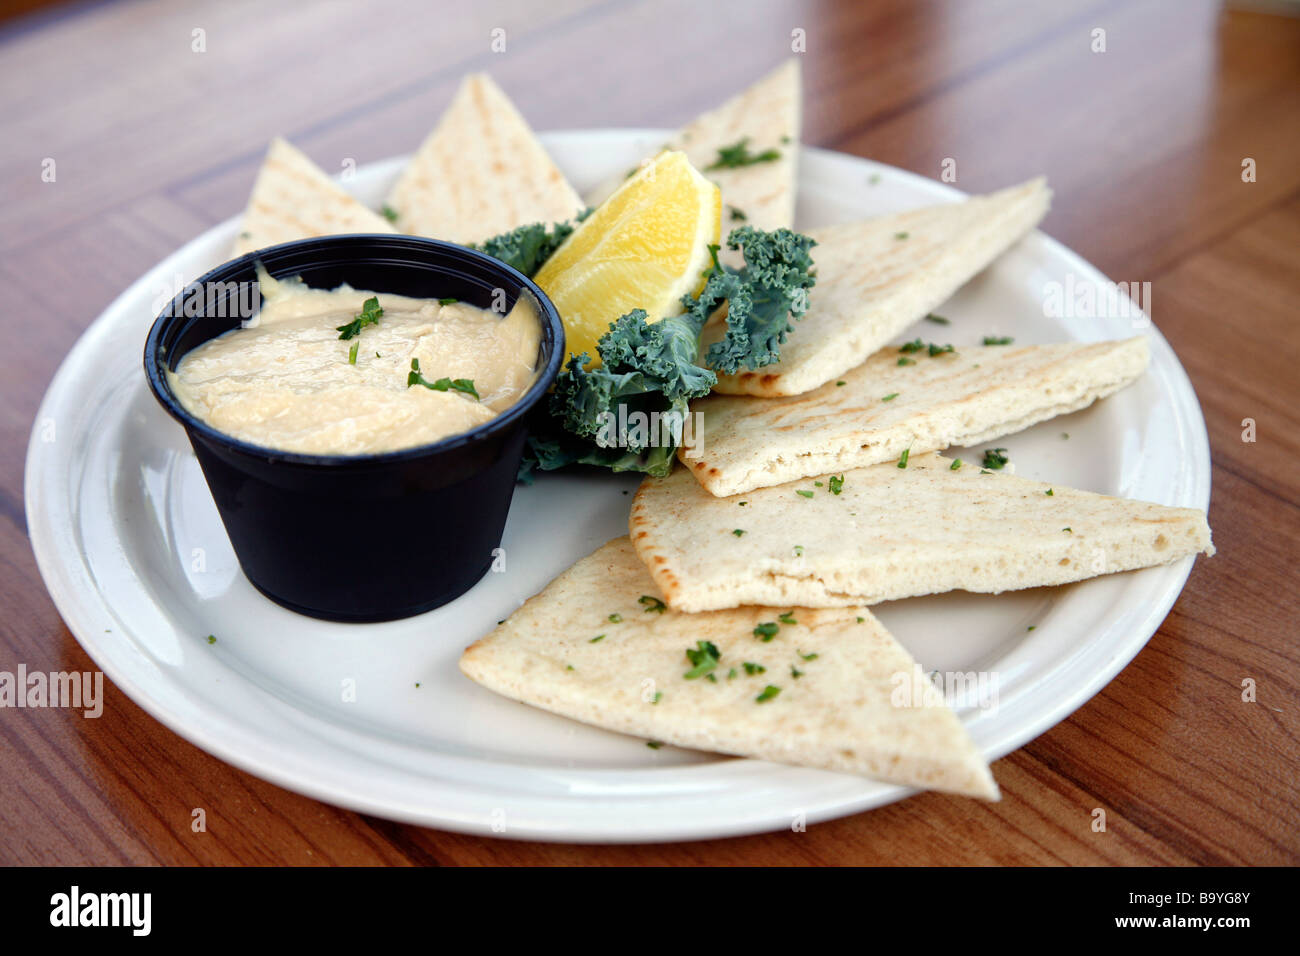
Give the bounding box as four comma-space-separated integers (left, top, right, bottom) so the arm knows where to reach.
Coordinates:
144, 235, 565, 622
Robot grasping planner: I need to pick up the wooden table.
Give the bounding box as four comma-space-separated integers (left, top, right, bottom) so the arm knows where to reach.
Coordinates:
1, 0, 1296, 866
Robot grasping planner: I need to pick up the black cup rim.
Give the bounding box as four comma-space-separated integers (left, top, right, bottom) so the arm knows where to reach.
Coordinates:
143, 234, 565, 467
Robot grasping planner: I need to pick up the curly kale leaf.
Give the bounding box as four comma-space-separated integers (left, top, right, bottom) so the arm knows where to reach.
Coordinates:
690, 226, 818, 375
473, 208, 590, 278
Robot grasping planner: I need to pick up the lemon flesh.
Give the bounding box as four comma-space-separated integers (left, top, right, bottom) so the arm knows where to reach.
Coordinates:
534, 151, 722, 366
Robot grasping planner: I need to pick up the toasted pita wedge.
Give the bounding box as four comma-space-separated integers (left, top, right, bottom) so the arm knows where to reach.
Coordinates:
682, 337, 1149, 496
586, 60, 801, 264
384, 74, 583, 245
711, 178, 1052, 397
631, 453, 1213, 612
231, 138, 397, 257
460, 536, 997, 799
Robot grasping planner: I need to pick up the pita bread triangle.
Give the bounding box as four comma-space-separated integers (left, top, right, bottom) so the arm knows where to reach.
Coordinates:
631, 452, 1213, 612
682, 337, 1149, 496
460, 536, 998, 799
710, 177, 1052, 397
384, 73, 584, 245
231, 137, 397, 258
586, 60, 801, 265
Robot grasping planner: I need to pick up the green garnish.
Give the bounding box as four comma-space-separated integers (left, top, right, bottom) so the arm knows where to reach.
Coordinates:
380, 204, 399, 223
894, 231, 909, 240
205, 634, 216, 645
707, 137, 781, 170
925, 313, 950, 325
589, 634, 605, 643
647, 740, 663, 749
882, 393, 899, 402
743, 662, 766, 675
683, 640, 721, 679
1027, 625, 1036, 632
727, 668, 738, 679
899, 338, 926, 354
981, 447, 1009, 470
798, 650, 818, 661
640, 595, 667, 614
438, 297, 459, 306
982, 336, 1014, 345
336, 296, 383, 340
814, 481, 823, 487
950, 458, 963, 470
796, 489, 814, 499
738, 501, 748, 506
828, 474, 845, 495
755, 685, 782, 703
868, 173, 881, 185
1063, 527, 1072, 533
856, 616, 865, 623
732, 528, 746, 537
1045, 488, 1054, 496
651, 691, 663, 704
753, 622, 779, 641
793, 545, 804, 556
407, 359, 479, 399
928, 342, 955, 356
347, 340, 359, 365
778, 611, 797, 625
835, 380, 846, 386
608, 613, 623, 623
898, 448, 910, 468
897, 357, 916, 366
728, 205, 748, 221
791, 666, 804, 679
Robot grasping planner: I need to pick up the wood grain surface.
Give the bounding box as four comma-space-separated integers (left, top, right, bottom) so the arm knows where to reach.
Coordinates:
1, 0, 1296, 865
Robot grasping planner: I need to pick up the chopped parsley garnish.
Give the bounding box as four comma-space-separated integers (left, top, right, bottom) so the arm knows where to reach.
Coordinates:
727, 668, 738, 679
899, 338, 926, 354
738, 501, 748, 506
438, 297, 459, 306
651, 691, 663, 704
798, 650, 818, 661
882, 393, 899, 402
683, 640, 721, 679
1045, 488, 1054, 496
755, 685, 781, 703
608, 613, 623, 623
828, 474, 845, 495
928, 342, 955, 356
814, 480, 823, 487
336, 296, 383, 340
856, 616, 865, 623
380, 204, 399, 223
982, 335, 1014, 345
707, 137, 781, 170
647, 740, 663, 749
778, 611, 797, 625
205, 634, 216, 645
796, 489, 814, 499
589, 634, 605, 643
894, 231, 909, 240
733, 528, 746, 537
898, 447, 910, 468
791, 666, 804, 679
407, 359, 479, 399
1062, 432, 1070, 440
1027, 625, 1036, 632
640, 595, 667, 614
753, 622, 779, 641
347, 340, 359, 365
743, 662, 766, 676
897, 357, 916, 366
793, 545, 804, 557
835, 380, 846, 386
950, 458, 963, 470
925, 313, 950, 325
728, 205, 748, 221
1063, 527, 1072, 533
981, 447, 1009, 470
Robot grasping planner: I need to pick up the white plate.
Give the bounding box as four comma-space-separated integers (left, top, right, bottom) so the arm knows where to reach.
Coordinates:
25, 131, 1210, 842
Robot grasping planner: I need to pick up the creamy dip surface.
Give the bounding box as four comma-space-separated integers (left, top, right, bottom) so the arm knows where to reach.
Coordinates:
169, 272, 541, 455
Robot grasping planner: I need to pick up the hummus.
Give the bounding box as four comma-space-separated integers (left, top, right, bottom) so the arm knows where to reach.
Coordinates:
169, 271, 540, 455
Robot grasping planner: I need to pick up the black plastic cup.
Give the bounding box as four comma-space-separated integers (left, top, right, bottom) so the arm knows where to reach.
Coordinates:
144, 235, 565, 622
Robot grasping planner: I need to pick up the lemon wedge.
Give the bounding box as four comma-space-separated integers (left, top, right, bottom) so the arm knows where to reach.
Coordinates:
534, 150, 722, 366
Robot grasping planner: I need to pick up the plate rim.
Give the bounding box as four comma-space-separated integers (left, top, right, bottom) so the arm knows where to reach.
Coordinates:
23, 132, 1211, 843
